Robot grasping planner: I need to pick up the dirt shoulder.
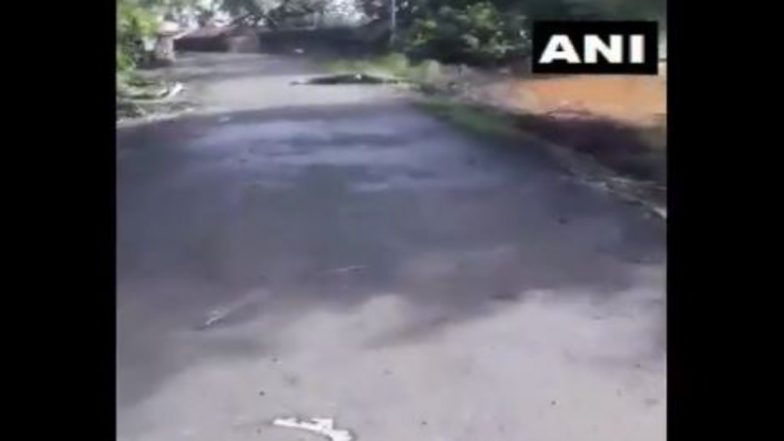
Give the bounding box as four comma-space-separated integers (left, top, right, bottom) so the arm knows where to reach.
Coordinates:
423, 69, 667, 218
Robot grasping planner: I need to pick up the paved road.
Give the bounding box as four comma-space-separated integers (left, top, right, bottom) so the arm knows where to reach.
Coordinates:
117, 53, 666, 441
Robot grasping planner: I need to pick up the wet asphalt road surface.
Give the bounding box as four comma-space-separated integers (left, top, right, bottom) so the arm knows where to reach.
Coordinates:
117, 53, 666, 441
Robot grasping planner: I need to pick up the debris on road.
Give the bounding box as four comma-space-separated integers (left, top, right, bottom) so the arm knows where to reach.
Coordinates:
291, 73, 401, 86
118, 78, 184, 102
200, 307, 230, 329
321, 265, 367, 276
162, 82, 184, 100
195, 291, 266, 330
116, 77, 192, 126
272, 417, 353, 441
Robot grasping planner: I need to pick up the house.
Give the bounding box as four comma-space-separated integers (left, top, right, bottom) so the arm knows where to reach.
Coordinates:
174, 24, 260, 53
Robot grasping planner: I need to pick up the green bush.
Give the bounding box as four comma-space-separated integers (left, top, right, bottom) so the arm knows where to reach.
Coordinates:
402, 2, 530, 66
117, 1, 158, 72
391, 0, 664, 66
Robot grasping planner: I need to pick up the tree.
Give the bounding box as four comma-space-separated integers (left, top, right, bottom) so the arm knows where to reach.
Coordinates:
354, 0, 665, 64
117, 0, 159, 72
219, 0, 331, 28
402, 1, 530, 64
117, 0, 209, 77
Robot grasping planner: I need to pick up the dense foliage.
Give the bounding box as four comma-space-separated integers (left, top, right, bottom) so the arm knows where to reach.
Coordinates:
402, 1, 529, 65
117, 0, 215, 73
221, 0, 333, 27
117, 0, 159, 72
395, 0, 665, 65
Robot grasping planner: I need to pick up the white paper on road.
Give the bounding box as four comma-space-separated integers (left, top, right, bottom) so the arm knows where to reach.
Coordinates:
272, 417, 353, 441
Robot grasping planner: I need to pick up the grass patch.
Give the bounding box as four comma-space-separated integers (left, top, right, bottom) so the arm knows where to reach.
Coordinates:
417, 98, 520, 139
325, 52, 444, 83
117, 70, 168, 100
326, 52, 408, 76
